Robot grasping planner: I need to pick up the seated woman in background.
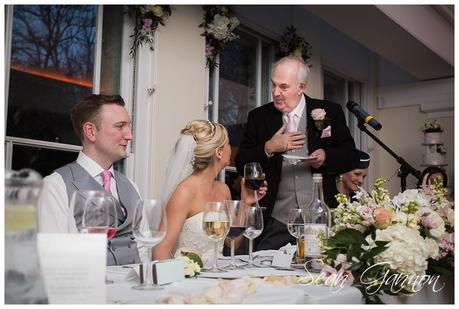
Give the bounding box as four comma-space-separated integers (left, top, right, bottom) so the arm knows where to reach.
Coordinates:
418, 166, 448, 188
153, 120, 266, 261
324, 150, 370, 208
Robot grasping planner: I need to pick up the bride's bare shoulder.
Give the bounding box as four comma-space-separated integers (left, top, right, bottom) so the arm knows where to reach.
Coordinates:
173, 176, 198, 197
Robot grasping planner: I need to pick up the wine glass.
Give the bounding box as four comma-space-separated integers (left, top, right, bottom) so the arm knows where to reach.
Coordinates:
287, 208, 305, 265
69, 190, 118, 238
74, 190, 118, 284
222, 200, 248, 270
243, 206, 264, 268
244, 162, 263, 207
81, 191, 118, 240
202, 201, 230, 273
131, 199, 167, 290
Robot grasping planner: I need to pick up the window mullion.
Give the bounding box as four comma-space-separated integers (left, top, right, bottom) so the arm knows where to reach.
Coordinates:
256, 39, 262, 107
5, 136, 82, 152
5, 5, 14, 129
92, 5, 104, 94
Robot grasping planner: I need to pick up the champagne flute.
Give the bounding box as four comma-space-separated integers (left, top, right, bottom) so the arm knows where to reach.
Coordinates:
243, 206, 264, 268
244, 162, 264, 207
131, 199, 167, 290
222, 200, 248, 270
202, 201, 230, 273
287, 208, 305, 265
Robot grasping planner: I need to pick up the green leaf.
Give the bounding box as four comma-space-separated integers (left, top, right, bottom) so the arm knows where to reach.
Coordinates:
329, 229, 365, 245
362, 245, 388, 260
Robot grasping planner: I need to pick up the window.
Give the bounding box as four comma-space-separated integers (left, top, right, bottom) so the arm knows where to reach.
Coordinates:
5, 5, 127, 177
323, 69, 363, 149
208, 27, 274, 198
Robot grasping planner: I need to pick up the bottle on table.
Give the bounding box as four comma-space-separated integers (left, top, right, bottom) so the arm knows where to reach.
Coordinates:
303, 173, 331, 272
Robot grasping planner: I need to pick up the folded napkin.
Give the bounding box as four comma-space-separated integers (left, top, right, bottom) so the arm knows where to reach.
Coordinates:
278, 243, 297, 255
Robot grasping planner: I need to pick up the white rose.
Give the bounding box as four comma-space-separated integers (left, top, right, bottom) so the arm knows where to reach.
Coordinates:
311, 108, 326, 121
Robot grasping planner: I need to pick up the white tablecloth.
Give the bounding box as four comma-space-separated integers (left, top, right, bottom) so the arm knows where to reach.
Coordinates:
106, 260, 363, 304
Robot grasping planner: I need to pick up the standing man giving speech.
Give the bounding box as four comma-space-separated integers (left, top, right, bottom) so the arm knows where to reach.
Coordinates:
236, 56, 358, 251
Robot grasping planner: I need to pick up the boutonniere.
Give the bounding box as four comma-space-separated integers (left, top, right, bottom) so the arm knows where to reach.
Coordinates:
310, 108, 331, 130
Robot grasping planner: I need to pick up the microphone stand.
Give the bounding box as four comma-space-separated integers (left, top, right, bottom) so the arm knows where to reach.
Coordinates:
357, 121, 421, 192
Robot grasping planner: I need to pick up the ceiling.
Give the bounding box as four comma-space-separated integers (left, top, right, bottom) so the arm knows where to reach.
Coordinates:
304, 5, 454, 81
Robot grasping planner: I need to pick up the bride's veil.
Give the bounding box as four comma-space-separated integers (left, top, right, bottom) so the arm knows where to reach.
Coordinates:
160, 134, 196, 207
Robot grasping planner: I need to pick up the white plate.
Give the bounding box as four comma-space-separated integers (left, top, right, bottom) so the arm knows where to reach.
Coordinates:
282, 154, 314, 161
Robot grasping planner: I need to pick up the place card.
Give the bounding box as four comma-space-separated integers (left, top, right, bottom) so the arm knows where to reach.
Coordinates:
271, 251, 294, 268
37, 233, 106, 304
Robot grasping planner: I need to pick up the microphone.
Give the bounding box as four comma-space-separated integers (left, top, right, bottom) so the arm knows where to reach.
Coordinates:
346, 101, 382, 130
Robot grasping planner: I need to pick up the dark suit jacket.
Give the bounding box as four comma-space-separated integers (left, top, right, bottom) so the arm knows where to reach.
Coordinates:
235, 94, 357, 224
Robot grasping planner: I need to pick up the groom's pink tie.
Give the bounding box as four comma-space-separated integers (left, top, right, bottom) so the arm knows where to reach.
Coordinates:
101, 170, 112, 194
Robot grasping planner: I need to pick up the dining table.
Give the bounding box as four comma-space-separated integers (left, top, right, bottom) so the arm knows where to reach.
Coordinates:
106, 255, 364, 304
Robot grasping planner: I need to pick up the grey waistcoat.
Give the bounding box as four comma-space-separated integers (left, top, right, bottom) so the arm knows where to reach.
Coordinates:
271, 106, 312, 224
56, 162, 141, 265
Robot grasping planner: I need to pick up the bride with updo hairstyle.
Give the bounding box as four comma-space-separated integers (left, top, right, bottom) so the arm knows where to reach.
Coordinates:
153, 120, 266, 262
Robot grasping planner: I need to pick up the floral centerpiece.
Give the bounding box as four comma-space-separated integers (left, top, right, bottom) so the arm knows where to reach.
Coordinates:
199, 5, 240, 70
423, 120, 444, 133
276, 26, 312, 64
129, 5, 171, 56
320, 177, 454, 303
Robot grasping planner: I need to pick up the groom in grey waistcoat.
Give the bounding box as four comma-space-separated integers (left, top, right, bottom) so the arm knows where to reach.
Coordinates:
38, 94, 142, 265
236, 56, 357, 251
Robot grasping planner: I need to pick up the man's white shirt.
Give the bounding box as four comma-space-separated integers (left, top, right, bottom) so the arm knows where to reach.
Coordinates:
37, 151, 140, 233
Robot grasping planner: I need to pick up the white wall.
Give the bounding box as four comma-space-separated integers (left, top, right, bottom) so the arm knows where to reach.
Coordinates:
376, 105, 454, 195
150, 5, 207, 198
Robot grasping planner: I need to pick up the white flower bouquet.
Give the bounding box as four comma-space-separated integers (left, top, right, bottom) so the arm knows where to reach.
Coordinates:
321, 177, 454, 303
128, 5, 171, 56
200, 5, 240, 70
174, 248, 203, 278
423, 120, 444, 133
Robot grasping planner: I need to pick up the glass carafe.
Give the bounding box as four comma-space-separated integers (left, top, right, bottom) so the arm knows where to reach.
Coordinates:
5, 169, 48, 304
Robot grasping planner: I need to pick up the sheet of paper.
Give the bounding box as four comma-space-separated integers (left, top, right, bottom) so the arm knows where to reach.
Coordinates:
37, 233, 106, 304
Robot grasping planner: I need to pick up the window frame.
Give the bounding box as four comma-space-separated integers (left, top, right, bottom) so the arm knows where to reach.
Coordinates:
208, 26, 275, 181
4, 5, 139, 183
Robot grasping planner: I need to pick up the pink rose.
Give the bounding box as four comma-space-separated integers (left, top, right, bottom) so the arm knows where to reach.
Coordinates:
373, 208, 394, 229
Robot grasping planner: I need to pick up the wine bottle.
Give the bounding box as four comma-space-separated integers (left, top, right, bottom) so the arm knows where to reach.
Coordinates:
303, 173, 331, 272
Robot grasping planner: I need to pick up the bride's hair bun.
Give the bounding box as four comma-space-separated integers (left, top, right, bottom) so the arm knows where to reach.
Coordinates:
181, 120, 227, 170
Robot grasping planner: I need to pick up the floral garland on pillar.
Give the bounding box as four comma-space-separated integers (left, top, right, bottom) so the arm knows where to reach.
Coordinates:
128, 5, 172, 56
276, 25, 312, 64
199, 5, 240, 70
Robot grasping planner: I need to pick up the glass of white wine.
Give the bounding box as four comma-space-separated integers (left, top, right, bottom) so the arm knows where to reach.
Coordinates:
202, 201, 230, 273
287, 208, 305, 265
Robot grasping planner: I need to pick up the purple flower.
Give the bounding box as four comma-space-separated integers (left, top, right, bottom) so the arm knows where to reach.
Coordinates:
142, 18, 153, 32
205, 44, 214, 57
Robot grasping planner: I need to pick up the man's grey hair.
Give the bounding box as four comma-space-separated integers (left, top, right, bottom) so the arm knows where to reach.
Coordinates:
272, 56, 310, 85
